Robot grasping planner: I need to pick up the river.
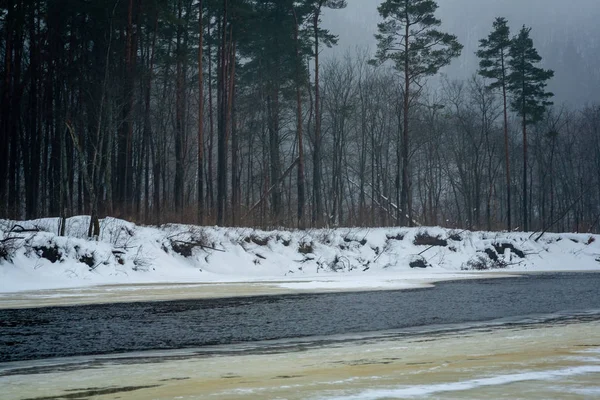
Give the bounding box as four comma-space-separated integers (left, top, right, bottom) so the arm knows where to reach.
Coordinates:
1, 272, 600, 399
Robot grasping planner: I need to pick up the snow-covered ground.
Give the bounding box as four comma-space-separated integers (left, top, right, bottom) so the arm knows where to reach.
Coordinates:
1, 216, 599, 300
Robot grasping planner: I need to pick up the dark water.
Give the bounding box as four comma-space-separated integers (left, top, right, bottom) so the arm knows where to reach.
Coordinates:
1, 272, 599, 363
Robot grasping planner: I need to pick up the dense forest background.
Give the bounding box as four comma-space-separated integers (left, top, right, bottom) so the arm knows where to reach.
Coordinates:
1, 0, 599, 234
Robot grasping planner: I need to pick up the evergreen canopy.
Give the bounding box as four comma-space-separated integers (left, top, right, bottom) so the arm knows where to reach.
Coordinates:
508, 26, 554, 125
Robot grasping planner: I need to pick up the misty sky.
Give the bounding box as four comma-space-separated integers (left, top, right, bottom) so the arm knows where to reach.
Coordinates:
322, 0, 600, 106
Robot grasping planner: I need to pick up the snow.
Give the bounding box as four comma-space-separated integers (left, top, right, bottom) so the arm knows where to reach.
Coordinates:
321, 366, 600, 400
1, 216, 599, 303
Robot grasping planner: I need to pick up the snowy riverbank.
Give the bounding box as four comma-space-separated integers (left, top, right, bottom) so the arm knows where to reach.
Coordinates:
1, 216, 599, 297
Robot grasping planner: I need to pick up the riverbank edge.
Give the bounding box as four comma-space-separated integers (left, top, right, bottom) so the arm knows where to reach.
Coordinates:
0, 271, 525, 309
2, 216, 600, 306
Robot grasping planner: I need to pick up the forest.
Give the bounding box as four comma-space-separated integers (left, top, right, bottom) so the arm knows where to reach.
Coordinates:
1, 0, 599, 235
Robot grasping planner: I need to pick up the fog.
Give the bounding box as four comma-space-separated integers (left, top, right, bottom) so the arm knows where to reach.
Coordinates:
322, 0, 600, 106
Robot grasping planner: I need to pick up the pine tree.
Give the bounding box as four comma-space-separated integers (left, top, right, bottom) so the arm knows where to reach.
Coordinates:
477, 17, 512, 231
373, 0, 462, 226
508, 26, 554, 232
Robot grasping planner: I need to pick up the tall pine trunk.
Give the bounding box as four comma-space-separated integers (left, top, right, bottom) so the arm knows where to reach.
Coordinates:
197, 0, 205, 224
216, 3, 228, 226
294, 9, 305, 229
401, 20, 411, 227
207, 24, 215, 214
312, 10, 322, 227
523, 111, 528, 232
502, 57, 511, 231
174, 0, 185, 214
144, 10, 158, 223
228, 38, 236, 225
0, 0, 13, 216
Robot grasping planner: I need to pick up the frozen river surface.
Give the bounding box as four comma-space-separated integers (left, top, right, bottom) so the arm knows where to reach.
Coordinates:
1, 272, 600, 399
2, 315, 600, 399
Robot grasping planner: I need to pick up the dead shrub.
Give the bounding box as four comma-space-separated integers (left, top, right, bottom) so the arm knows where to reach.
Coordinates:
169, 228, 213, 258
448, 231, 463, 241
492, 242, 525, 258
171, 241, 195, 257
413, 232, 447, 247
1, 235, 20, 261
329, 255, 350, 272
132, 245, 152, 271
249, 234, 270, 246
34, 244, 62, 263
462, 254, 508, 271
386, 233, 405, 241
484, 248, 499, 261
0, 224, 38, 261
298, 242, 314, 254
78, 253, 95, 268
409, 256, 430, 269
343, 237, 368, 246
276, 235, 291, 246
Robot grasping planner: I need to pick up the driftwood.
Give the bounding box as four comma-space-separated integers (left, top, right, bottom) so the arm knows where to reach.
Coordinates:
0, 224, 39, 244
171, 239, 225, 253
10, 224, 39, 233
418, 229, 468, 256
0, 236, 25, 243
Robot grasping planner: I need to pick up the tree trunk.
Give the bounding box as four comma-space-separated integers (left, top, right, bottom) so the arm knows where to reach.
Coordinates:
207, 24, 215, 214
174, 0, 185, 214
401, 19, 411, 226
294, 9, 305, 229
216, 3, 228, 226
502, 54, 511, 231
523, 111, 528, 232
197, 0, 205, 224
312, 9, 322, 227
25, 1, 40, 219
267, 90, 282, 225
228, 38, 237, 225
0, 0, 13, 216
